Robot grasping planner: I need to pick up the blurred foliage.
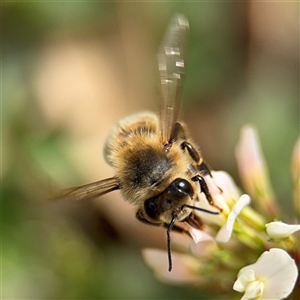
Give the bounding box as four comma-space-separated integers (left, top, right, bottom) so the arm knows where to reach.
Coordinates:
2, 1, 298, 299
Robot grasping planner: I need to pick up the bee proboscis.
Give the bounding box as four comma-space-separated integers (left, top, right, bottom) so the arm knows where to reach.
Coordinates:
58, 14, 220, 271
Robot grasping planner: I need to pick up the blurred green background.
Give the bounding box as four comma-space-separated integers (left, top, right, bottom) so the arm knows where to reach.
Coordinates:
2, 1, 299, 299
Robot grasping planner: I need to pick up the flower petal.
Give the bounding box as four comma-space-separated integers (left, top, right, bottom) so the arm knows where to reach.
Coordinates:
266, 221, 300, 239
291, 138, 300, 217
211, 171, 241, 205
193, 171, 244, 228
235, 248, 298, 300
233, 269, 256, 292
235, 126, 278, 217
242, 281, 264, 300
215, 194, 251, 243
194, 191, 226, 227
189, 239, 218, 259
142, 248, 203, 285
189, 228, 214, 244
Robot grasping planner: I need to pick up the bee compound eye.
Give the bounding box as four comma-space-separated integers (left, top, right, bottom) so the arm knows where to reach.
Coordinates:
174, 178, 193, 198
144, 196, 159, 219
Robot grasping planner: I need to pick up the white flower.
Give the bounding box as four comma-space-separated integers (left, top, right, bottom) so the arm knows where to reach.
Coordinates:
233, 248, 298, 300
216, 194, 251, 243
266, 221, 300, 239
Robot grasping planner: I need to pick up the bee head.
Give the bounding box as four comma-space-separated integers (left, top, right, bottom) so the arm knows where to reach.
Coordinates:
136, 177, 220, 272
135, 177, 195, 225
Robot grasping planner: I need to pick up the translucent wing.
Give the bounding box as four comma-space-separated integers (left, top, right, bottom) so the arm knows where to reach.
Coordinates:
158, 14, 189, 145
56, 176, 120, 201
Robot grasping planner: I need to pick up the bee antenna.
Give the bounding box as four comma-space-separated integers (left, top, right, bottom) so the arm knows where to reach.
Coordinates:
183, 204, 220, 215
167, 215, 176, 272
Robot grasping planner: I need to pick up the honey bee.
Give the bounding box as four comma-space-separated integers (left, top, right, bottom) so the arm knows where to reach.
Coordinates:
59, 14, 220, 271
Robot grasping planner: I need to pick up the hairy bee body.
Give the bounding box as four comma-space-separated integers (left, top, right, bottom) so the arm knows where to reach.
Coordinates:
104, 112, 203, 224
58, 15, 220, 271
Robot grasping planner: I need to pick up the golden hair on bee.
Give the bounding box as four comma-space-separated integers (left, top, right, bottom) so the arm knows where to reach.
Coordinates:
57, 14, 220, 272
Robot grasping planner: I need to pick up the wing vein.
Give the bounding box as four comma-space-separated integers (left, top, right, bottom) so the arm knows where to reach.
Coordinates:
158, 14, 189, 145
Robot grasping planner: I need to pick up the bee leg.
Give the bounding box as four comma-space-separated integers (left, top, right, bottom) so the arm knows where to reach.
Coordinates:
172, 123, 201, 163
198, 162, 223, 195
180, 141, 200, 163
191, 175, 214, 205
198, 161, 212, 177
171, 122, 186, 142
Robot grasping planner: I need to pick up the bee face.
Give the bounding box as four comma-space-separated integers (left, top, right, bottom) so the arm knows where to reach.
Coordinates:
58, 14, 220, 272
140, 178, 195, 224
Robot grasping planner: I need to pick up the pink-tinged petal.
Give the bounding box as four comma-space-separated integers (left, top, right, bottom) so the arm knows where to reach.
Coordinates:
189, 227, 214, 244
266, 221, 300, 239
291, 138, 300, 217
199, 175, 228, 211
235, 125, 278, 217
291, 138, 300, 181
193, 171, 244, 228
189, 239, 218, 259
211, 171, 241, 206
195, 171, 250, 230
142, 248, 203, 285
235, 248, 298, 300
194, 192, 226, 227
215, 194, 250, 243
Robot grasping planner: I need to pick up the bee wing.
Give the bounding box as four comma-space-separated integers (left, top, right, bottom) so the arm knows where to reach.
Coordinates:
158, 14, 189, 144
56, 176, 120, 201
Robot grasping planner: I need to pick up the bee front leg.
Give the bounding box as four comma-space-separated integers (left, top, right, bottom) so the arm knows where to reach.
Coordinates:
171, 123, 202, 163
191, 175, 213, 205
180, 141, 200, 163
198, 161, 212, 177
